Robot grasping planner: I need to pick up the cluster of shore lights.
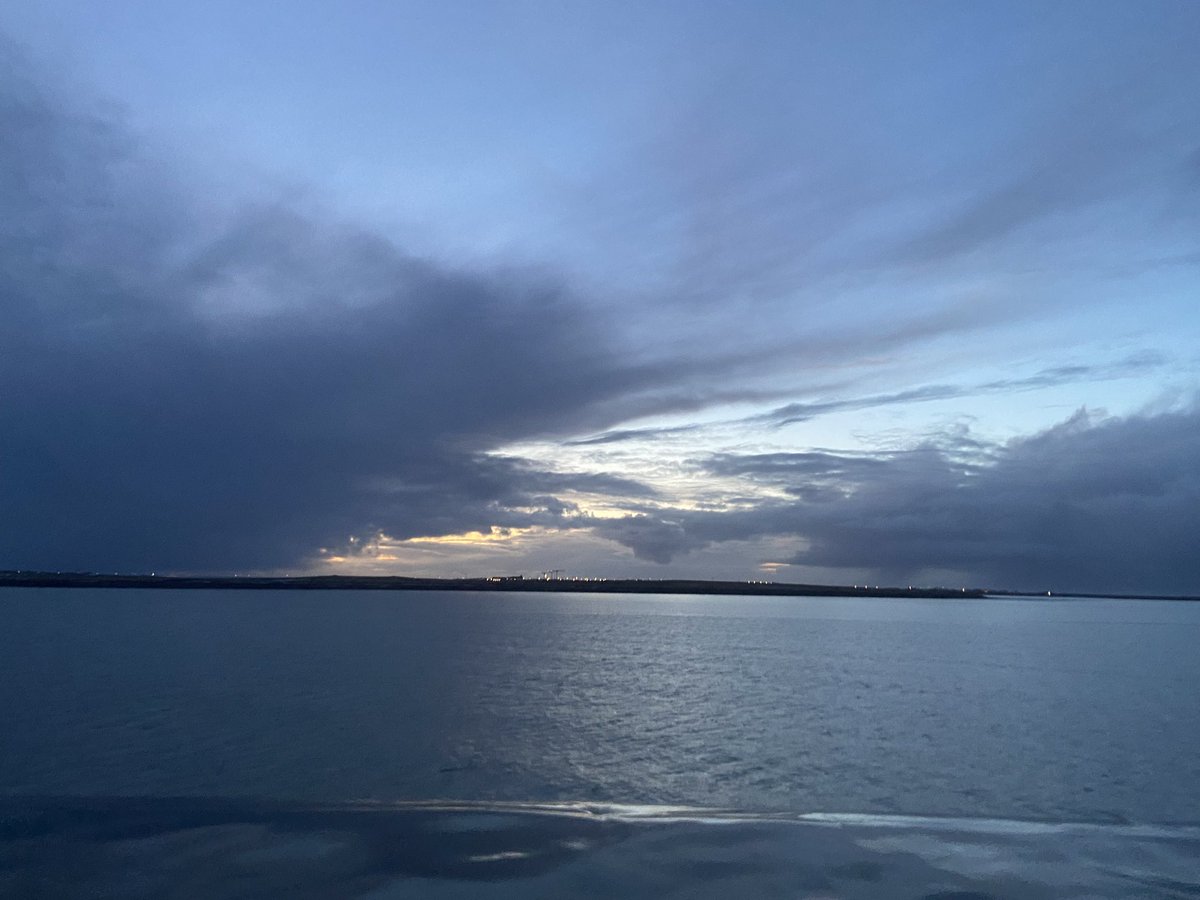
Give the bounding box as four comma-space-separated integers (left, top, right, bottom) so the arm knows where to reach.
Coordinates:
483, 574, 789, 584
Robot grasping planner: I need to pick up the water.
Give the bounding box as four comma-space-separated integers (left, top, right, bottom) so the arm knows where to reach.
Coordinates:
2, 589, 1198, 897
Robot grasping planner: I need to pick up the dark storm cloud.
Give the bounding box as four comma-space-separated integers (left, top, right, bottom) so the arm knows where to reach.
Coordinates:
4, 30, 1196, 585
0, 52, 668, 572
593, 406, 1200, 595
5, 41, 1055, 576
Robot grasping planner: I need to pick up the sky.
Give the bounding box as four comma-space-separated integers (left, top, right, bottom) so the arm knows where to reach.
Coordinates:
2, 1, 1199, 593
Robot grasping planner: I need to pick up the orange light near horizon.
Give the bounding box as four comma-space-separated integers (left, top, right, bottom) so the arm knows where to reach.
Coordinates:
404, 526, 529, 546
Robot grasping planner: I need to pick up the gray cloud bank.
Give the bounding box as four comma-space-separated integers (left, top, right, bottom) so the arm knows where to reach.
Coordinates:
0, 47, 671, 572
594, 407, 1200, 595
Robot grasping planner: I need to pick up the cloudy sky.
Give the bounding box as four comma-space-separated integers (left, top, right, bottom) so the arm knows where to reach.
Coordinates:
2, 1, 1198, 593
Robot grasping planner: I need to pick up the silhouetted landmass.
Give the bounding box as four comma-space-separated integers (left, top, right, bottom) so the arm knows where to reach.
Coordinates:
1, 571, 1194, 600
0, 571, 992, 598
982, 588, 1199, 601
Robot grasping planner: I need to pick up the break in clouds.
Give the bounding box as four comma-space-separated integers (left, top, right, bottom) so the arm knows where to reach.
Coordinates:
2, 34, 1199, 594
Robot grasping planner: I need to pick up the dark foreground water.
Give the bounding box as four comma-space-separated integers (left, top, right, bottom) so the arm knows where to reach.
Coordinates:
2, 589, 1198, 897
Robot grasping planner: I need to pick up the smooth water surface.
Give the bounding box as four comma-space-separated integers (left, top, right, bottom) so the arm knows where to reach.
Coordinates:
3, 589, 1197, 825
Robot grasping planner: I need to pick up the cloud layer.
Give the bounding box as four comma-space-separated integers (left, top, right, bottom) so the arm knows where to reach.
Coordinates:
2, 21, 1199, 596
593, 406, 1200, 594
0, 52, 669, 572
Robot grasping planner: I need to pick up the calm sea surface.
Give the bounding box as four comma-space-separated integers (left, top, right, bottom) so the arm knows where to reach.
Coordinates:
3, 588, 1198, 822
2, 589, 1198, 897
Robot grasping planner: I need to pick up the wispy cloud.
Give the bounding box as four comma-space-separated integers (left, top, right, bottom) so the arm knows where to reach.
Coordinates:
563, 424, 704, 447
757, 354, 1167, 428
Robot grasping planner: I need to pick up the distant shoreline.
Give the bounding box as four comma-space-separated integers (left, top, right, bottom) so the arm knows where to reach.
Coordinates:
0, 571, 1195, 601
0, 572, 981, 599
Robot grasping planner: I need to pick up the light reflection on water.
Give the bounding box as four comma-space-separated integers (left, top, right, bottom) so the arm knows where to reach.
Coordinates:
2, 798, 1198, 898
